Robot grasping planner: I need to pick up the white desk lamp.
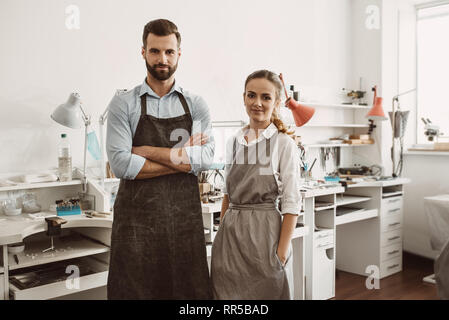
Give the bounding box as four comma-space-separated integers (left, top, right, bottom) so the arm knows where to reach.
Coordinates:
51, 92, 91, 193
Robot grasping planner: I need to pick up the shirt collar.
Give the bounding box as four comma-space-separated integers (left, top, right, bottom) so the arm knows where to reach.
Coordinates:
236, 123, 278, 146
139, 78, 183, 98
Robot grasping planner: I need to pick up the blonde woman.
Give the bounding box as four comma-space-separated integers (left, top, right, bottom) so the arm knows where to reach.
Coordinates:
211, 70, 301, 299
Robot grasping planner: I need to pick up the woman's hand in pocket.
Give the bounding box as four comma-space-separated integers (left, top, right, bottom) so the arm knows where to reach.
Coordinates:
276, 249, 287, 266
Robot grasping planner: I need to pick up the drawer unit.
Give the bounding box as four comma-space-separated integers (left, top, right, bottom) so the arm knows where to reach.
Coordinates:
381, 197, 403, 217
381, 243, 402, 262
380, 256, 402, 278
314, 230, 334, 248
381, 213, 402, 233
381, 229, 402, 248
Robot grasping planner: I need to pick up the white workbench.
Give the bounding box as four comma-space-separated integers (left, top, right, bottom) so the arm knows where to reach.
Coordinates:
301, 178, 410, 299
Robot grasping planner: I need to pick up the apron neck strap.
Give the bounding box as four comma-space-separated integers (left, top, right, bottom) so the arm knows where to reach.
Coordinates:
140, 91, 190, 116
176, 91, 190, 115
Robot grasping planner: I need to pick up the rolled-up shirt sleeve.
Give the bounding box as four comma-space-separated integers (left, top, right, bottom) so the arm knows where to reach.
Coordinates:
184, 96, 215, 176
278, 136, 302, 215
106, 95, 145, 180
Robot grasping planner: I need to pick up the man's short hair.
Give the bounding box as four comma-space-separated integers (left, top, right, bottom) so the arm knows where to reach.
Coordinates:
142, 19, 181, 49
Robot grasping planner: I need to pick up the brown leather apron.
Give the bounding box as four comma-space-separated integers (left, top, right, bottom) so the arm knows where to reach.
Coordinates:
107, 91, 211, 299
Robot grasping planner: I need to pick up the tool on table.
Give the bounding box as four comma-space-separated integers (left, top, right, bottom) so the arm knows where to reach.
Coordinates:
55, 198, 81, 216
84, 210, 111, 218
43, 217, 67, 253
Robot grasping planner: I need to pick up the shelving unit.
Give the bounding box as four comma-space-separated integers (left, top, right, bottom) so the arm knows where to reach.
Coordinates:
0, 176, 112, 300
0, 180, 82, 192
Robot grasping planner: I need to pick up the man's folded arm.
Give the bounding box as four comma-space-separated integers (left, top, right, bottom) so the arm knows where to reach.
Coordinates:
106, 95, 182, 180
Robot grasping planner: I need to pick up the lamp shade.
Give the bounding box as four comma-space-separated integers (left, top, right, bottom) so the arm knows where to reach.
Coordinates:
51, 93, 83, 129
286, 98, 315, 127
366, 97, 387, 121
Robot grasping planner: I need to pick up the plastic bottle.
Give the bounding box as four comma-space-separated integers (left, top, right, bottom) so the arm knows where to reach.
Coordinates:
289, 85, 295, 99
58, 133, 72, 182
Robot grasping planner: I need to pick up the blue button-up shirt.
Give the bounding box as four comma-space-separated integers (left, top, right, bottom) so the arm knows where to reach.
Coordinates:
106, 79, 215, 179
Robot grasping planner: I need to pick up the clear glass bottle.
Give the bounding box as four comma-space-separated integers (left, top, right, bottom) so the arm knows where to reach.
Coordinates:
58, 133, 72, 182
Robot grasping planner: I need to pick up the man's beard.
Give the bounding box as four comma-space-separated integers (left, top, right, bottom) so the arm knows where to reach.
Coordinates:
146, 60, 178, 81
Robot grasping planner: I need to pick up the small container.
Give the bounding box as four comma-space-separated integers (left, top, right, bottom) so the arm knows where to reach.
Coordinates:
8, 242, 25, 254
1, 198, 22, 216
22, 192, 41, 213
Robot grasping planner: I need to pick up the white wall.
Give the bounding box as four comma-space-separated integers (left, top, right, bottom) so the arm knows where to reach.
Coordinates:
0, 0, 353, 176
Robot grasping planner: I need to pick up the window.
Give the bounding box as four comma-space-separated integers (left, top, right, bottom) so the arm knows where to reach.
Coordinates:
416, 3, 449, 143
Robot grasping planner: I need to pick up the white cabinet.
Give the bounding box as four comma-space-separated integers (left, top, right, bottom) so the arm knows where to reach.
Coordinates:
336, 182, 406, 280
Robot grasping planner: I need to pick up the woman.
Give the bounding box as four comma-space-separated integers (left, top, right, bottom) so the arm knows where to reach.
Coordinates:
211, 70, 301, 299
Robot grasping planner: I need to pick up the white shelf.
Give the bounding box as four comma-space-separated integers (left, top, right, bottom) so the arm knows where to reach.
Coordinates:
304, 143, 372, 148
302, 102, 371, 110
315, 202, 335, 212
9, 256, 108, 300
335, 208, 378, 226
382, 191, 403, 198
336, 195, 371, 207
7, 235, 110, 271
0, 180, 82, 192
303, 124, 370, 128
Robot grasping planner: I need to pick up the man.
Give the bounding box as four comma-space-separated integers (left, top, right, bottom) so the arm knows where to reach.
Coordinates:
106, 19, 214, 299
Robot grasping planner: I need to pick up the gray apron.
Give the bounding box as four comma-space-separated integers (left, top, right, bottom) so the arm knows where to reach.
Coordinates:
107, 91, 212, 299
211, 135, 294, 299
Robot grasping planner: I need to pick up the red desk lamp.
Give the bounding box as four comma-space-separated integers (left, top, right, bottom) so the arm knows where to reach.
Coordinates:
366, 85, 387, 134
279, 73, 315, 127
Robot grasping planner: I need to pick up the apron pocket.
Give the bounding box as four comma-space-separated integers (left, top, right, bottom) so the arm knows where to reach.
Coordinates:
275, 252, 285, 270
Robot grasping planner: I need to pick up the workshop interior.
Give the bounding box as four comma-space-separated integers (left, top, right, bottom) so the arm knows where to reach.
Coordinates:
0, 0, 448, 300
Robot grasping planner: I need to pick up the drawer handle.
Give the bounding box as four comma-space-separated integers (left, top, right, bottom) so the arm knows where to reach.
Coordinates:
388, 264, 399, 269
388, 208, 401, 214
388, 236, 401, 241
388, 199, 401, 203
388, 250, 400, 255
388, 222, 401, 227
317, 243, 332, 248
316, 234, 330, 239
